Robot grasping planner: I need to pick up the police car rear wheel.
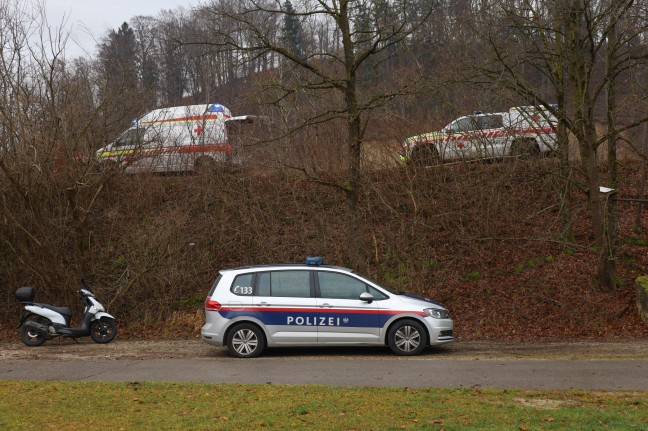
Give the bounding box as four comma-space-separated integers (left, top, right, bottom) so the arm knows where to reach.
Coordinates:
227, 323, 265, 358
388, 320, 427, 356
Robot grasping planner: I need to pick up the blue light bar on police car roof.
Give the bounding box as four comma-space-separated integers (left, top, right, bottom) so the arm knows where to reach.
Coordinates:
208, 104, 224, 112
305, 257, 323, 266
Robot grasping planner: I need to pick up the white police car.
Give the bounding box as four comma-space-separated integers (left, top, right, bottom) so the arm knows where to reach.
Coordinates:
201, 258, 453, 358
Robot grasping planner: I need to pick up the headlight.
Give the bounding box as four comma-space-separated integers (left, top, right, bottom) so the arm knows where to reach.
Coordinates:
425, 308, 449, 319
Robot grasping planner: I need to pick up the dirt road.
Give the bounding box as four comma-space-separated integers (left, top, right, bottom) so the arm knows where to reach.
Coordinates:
2, 338, 648, 361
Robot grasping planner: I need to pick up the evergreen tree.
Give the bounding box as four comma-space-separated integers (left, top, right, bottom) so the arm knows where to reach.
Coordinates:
281, 0, 303, 58
98, 22, 140, 122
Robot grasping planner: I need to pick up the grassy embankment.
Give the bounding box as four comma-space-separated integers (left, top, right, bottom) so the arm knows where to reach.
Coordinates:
0, 381, 645, 430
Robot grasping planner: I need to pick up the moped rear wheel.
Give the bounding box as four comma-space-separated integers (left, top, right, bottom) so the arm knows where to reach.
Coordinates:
90, 317, 117, 344
19, 315, 49, 347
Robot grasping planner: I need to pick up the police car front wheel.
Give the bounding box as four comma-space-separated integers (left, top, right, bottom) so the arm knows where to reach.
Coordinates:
227, 323, 266, 358
388, 320, 427, 356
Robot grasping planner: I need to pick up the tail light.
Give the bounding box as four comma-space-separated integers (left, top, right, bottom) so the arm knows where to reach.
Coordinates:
204, 298, 222, 311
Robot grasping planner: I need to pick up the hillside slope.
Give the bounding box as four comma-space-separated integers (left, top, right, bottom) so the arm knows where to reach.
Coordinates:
1, 159, 647, 341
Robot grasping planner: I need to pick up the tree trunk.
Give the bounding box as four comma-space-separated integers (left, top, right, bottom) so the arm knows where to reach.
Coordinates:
568, 0, 618, 290
605, 14, 619, 289
550, 1, 573, 240
340, 0, 362, 269
635, 107, 648, 232
581, 130, 616, 290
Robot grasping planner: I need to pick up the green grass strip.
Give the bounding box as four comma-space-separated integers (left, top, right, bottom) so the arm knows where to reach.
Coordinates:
0, 381, 646, 430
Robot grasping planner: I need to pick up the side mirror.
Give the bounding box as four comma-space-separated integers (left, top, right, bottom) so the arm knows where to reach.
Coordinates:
359, 292, 374, 303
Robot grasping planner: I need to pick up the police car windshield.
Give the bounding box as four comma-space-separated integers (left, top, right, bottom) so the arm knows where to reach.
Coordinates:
352, 272, 405, 295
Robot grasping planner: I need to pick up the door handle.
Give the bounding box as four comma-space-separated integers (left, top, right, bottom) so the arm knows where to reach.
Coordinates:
258, 302, 271, 306
319, 303, 333, 308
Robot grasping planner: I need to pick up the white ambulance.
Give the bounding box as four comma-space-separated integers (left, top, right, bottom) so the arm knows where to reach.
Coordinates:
96, 103, 252, 173
401, 106, 558, 165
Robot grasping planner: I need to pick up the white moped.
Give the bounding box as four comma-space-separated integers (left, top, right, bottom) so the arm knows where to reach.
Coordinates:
16, 280, 117, 346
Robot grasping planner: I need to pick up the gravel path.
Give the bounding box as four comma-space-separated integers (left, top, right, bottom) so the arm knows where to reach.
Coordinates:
2, 338, 648, 361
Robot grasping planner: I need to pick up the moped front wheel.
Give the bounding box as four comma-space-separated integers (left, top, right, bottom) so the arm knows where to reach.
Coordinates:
89, 317, 117, 344
19, 315, 49, 347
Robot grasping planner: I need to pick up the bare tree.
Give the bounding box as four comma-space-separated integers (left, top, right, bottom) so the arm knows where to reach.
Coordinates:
0, 0, 123, 308
130, 15, 160, 108
463, 0, 648, 290
179, 0, 435, 267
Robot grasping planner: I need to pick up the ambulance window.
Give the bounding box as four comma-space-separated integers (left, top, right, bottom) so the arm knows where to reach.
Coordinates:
451, 118, 472, 133
479, 115, 503, 129
231, 274, 254, 296
116, 128, 145, 146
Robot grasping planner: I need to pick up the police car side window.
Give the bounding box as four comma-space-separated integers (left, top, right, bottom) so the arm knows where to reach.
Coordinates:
318, 272, 368, 300
267, 270, 311, 298
258, 272, 270, 296
231, 274, 254, 296
367, 286, 389, 300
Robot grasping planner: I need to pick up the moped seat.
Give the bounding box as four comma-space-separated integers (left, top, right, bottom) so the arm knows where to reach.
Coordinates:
35, 303, 72, 318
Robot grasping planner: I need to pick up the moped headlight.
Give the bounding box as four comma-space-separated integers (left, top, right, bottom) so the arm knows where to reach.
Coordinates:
425, 308, 449, 319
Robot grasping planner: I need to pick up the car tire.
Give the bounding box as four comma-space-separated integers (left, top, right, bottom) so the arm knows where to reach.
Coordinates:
511, 139, 540, 159
97, 160, 119, 174
388, 319, 427, 356
410, 144, 440, 166
194, 156, 217, 174
226, 323, 266, 358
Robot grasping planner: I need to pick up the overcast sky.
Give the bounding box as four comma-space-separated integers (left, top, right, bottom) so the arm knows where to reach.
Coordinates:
42, 0, 198, 58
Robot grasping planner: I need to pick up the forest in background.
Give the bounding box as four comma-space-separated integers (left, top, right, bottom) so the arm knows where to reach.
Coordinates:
1, 0, 647, 339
